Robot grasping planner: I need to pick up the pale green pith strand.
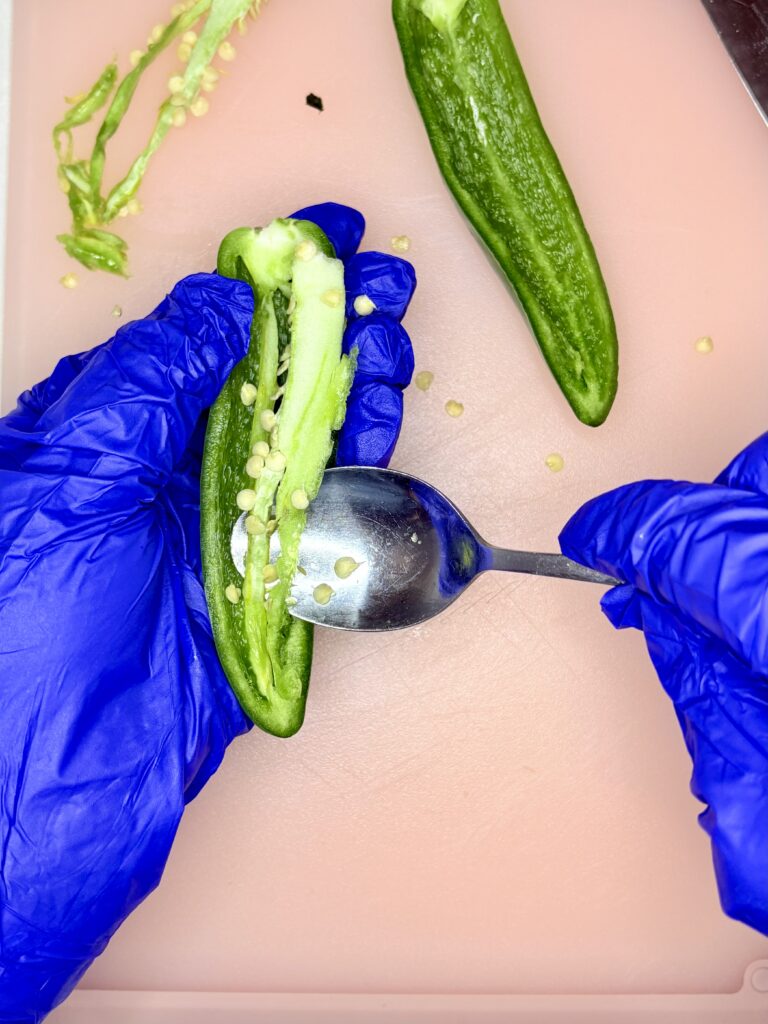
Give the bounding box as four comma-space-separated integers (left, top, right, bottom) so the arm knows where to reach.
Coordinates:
266, 250, 352, 692
227, 222, 351, 703
416, 0, 469, 33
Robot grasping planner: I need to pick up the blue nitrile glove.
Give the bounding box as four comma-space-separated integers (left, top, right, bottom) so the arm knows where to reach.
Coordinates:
560, 433, 768, 937
0, 203, 415, 1021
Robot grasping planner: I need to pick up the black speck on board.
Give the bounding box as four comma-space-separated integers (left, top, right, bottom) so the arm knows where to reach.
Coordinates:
306, 93, 324, 112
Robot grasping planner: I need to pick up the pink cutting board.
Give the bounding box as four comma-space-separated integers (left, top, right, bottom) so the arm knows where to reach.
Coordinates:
5, 0, 768, 1001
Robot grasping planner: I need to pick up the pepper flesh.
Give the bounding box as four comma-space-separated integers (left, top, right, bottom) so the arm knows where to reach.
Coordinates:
392, 0, 618, 426
201, 218, 353, 736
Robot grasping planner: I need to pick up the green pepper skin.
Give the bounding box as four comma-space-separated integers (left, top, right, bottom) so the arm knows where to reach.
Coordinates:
392, 0, 618, 426
202, 219, 349, 737
202, 350, 313, 738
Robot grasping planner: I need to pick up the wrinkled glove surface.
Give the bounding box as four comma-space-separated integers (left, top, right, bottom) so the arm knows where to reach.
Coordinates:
561, 432, 768, 937
0, 203, 415, 1021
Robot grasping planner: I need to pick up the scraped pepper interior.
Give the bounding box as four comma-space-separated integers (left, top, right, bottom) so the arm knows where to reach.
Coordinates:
201, 218, 354, 736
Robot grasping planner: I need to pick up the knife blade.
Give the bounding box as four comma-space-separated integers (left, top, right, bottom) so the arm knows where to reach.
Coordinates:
702, 0, 768, 125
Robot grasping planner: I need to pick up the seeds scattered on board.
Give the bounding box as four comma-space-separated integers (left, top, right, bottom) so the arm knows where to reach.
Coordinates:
225, 584, 241, 604
334, 556, 360, 579
391, 235, 411, 254
695, 335, 714, 354
313, 583, 334, 605
415, 370, 433, 392
218, 40, 236, 61
60, 273, 79, 289
111, 305, 123, 318
445, 399, 464, 418
545, 453, 564, 472
353, 295, 376, 316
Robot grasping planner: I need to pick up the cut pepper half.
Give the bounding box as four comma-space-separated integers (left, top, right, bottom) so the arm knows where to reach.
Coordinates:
392, 0, 618, 426
202, 218, 354, 736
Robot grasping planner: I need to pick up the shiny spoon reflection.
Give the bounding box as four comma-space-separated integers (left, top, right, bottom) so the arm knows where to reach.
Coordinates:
231, 466, 620, 632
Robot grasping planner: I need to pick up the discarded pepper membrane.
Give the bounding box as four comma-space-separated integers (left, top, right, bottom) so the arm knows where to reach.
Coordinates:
53, 0, 262, 276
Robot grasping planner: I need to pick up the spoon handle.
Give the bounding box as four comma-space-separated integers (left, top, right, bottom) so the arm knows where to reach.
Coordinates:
486, 547, 621, 587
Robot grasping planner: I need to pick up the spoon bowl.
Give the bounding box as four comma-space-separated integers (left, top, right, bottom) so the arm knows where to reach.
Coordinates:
231, 467, 619, 631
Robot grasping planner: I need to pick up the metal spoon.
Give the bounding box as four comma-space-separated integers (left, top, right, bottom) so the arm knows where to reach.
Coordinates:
231, 466, 620, 632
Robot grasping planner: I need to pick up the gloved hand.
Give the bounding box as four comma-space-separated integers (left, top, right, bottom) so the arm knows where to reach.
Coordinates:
560, 432, 768, 937
0, 203, 415, 1021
